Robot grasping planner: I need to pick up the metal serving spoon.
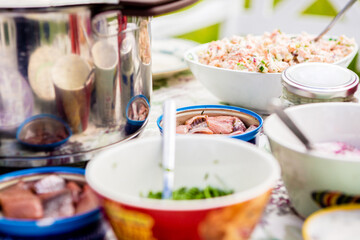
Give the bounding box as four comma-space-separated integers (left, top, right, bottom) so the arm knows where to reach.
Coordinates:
314, 0, 357, 42
161, 99, 176, 199
269, 99, 314, 151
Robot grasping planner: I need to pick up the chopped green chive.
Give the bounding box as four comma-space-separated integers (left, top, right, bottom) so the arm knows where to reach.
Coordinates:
145, 186, 234, 200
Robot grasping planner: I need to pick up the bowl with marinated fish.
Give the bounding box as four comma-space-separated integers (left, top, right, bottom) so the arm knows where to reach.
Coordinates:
184, 30, 358, 113
86, 135, 280, 240
0, 167, 103, 239
157, 105, 263, 143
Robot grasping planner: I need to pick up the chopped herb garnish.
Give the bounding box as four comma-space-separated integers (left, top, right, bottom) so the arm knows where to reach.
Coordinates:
259, 66, 265, 72
146, 186, 234, 200
204, 173, 209, 180
237, 63, 246, 70
159, 163, 172, 172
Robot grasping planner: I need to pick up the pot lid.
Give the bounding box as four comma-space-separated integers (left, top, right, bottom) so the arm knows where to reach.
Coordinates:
0, 0, 119, 8
0, 0, 194, 9
282, 62, 359, 99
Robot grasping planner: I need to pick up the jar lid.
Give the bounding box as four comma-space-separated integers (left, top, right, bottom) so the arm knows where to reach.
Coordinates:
282, 63, 359, 99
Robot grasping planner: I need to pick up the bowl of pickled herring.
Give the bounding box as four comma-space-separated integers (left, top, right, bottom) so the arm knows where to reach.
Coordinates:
184, 29, 358, 113
0, 167, 103, 239
86, 135, 280, 240
157, 105, 263, 143
264, 102, 360, 218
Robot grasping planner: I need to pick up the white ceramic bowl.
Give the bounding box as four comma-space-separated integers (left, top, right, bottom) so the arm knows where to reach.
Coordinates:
303, 205, 360, 240
264, 102, 360, 218
184, 42, 358, 113
86, 135, 280, 239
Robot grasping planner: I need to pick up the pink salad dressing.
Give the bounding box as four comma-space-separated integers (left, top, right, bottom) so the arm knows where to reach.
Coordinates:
314, 142, 360, 157
198, 29, 356, 73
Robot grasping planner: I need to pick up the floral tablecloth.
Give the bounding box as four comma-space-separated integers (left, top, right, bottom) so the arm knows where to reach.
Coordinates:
140, 71, 304, 240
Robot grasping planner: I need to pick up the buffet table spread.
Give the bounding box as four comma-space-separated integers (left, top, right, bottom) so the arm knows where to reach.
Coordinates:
140, 71, 304, 240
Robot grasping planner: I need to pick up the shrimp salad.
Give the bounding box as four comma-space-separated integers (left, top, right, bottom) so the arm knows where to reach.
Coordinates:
198, 29, 356, 73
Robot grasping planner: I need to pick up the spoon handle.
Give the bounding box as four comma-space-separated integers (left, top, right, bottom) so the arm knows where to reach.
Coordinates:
162, 99, 176, 199
270, 99, 314, 151
314, 0, 357, 42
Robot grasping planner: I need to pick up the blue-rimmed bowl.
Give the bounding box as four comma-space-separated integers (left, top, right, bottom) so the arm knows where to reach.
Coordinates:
0, 167, 104, 239
16, 114, 72, 150
157, 105, 263, 142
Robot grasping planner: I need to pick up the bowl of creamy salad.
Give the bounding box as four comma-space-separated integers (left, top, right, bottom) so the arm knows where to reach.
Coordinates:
264, 102, 360, 218
184, 30, 358, 113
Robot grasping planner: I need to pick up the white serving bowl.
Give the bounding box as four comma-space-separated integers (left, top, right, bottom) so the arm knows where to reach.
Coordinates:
303, 205, 360, 240
264, 102, 360, 218
86, 135, 280, 240
184, 42, 358, 113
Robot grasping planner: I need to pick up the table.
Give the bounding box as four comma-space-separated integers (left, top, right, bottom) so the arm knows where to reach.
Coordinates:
141, 71, 304, 240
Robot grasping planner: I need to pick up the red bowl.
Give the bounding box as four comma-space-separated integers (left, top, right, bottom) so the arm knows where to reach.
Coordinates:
86, 136, 280, 240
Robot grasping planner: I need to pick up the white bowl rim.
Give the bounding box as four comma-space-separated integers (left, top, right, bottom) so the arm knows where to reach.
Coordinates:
184, 37, 358, 75
86, 135, 280, 211
264, 102, 360, 162
302, 204, 360, 240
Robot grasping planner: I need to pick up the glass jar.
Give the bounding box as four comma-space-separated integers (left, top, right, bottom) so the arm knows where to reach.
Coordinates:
281, 62, 359, 106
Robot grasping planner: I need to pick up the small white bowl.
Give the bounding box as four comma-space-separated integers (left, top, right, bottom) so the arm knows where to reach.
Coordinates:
303, 205, 360, 240
264, 102, 360, 217
185, 42, 358, 113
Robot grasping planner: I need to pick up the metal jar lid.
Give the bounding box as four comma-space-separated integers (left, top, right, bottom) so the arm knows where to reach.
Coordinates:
282, 62, 359, 99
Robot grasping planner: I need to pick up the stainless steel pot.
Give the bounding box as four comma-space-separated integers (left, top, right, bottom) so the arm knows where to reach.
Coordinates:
0, 0, 196, 168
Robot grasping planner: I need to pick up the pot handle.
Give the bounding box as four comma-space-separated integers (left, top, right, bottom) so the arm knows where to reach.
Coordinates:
91, 10, 130, 38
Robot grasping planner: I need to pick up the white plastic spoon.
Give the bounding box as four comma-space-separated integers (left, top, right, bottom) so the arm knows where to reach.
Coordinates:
161, 99, 176, 199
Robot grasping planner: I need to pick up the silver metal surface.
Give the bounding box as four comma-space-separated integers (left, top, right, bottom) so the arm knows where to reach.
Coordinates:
161, 99, 176, 199
0, 8, 152, 167
17, 115, 71, 147
269, 99, 314, 151
314, 0, 357, 42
